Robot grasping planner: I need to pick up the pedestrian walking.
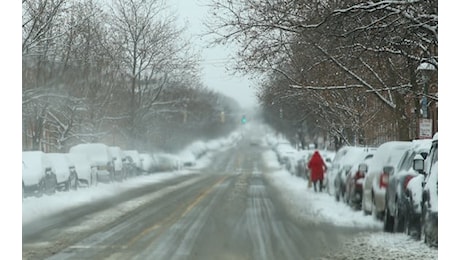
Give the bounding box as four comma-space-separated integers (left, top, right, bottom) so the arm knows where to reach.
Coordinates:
307, 150, 327, 192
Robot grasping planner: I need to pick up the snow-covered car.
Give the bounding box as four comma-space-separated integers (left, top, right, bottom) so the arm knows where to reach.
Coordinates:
344, 151, 375, 209
421, 133, 438, 247
151, 153, 181, 172
139, 153, 155, 173
326, 146, 356, 196
292, 149, 310, 179
22, 151, 58, 197
362, 141, 413, 220
108, 146, 126, 181
46, 153, 79, 191
332, 146, 375, 201
274, 142, 297, 172
123, 150, 142, 176
69, 143, 115, 183
66, 153, 97, 187
383, 139, 432, 233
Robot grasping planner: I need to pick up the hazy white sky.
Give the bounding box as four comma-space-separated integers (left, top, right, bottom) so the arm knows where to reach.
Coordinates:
168, 0, 259, 109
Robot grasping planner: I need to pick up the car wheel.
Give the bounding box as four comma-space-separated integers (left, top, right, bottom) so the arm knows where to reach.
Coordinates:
383, 206, 394, 232
68, 173, 78, 191
393, 202, 404, 233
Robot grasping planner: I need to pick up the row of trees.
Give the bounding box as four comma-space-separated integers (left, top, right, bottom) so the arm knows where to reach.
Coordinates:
207, 0, 438, 148
22, 0, 242, 153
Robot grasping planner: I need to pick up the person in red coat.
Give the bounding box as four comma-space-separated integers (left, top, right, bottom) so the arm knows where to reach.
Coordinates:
307, 150, 327, 192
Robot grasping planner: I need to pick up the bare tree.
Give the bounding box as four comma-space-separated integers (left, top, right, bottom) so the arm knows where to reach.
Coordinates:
207, 0, 437, 142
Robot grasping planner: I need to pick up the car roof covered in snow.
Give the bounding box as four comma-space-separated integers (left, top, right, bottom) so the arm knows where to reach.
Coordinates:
22, 151, 53, 185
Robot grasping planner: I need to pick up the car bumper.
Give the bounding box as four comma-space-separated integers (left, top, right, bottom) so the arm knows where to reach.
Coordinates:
96, 170, 112, 182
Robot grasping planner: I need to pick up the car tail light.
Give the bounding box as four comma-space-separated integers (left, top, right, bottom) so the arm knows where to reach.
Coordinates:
354, 171, 364, 180
403, 175, 414, 191
379, 172, 389, 189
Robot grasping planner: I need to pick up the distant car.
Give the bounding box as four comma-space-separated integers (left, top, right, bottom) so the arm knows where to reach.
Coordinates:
66, 153, 97, 187
69, 143, 115, 183
124, 150, 142, 176
383, 139, 432, 233
139, 153, 155, 173
326, 146, 360, 196
293, 150, 310, 179
46, 153, 79, 191
421, 133, 438, 247
151, 153, 180, 172
344, 152, 375, 210
333, 147, 375, 202
274, 142, 297, 170
109, 146, 126, 181
22, 151, 58, 197
362, 141, 413, 220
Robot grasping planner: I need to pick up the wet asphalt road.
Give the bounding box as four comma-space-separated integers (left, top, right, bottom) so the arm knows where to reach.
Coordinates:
23, 137, 365, 260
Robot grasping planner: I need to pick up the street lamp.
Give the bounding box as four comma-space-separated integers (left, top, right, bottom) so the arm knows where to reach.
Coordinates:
416, 61, 436, 139
416, 61, 436, 118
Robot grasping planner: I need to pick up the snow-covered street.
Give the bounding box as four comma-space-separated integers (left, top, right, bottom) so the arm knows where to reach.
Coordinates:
22, 133, 438, 259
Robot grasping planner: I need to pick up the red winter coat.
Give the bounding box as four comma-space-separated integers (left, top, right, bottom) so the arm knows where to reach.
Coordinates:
307, 151, 326, 182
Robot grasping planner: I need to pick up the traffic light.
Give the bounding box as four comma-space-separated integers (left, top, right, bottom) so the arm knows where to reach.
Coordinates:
241, 115, 247, 124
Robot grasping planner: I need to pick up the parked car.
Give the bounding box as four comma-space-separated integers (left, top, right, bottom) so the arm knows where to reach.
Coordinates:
22, 151, 58, 197
294, 150, 307, 179
66, 153, 97, 187
151, 153, 181, 172
362, 141, 413, 220
293, 149, 313, 180
344, 151, 375, 210
333, 147, 375, 202
139, 153, 155, 173
69, 143, 115, 183
421, 133, 438, 247
383, 139, 432, 233
326, 146, 360, 196
404, 155, 426, 238
274, 142, 297, 171
46, 153, 79, 191
108, 146, 126, 181
123, 150, 142, 176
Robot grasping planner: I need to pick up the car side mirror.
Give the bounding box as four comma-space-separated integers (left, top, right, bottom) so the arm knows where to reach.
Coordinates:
413, 154, 425, 174
358, 163, 368, 173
